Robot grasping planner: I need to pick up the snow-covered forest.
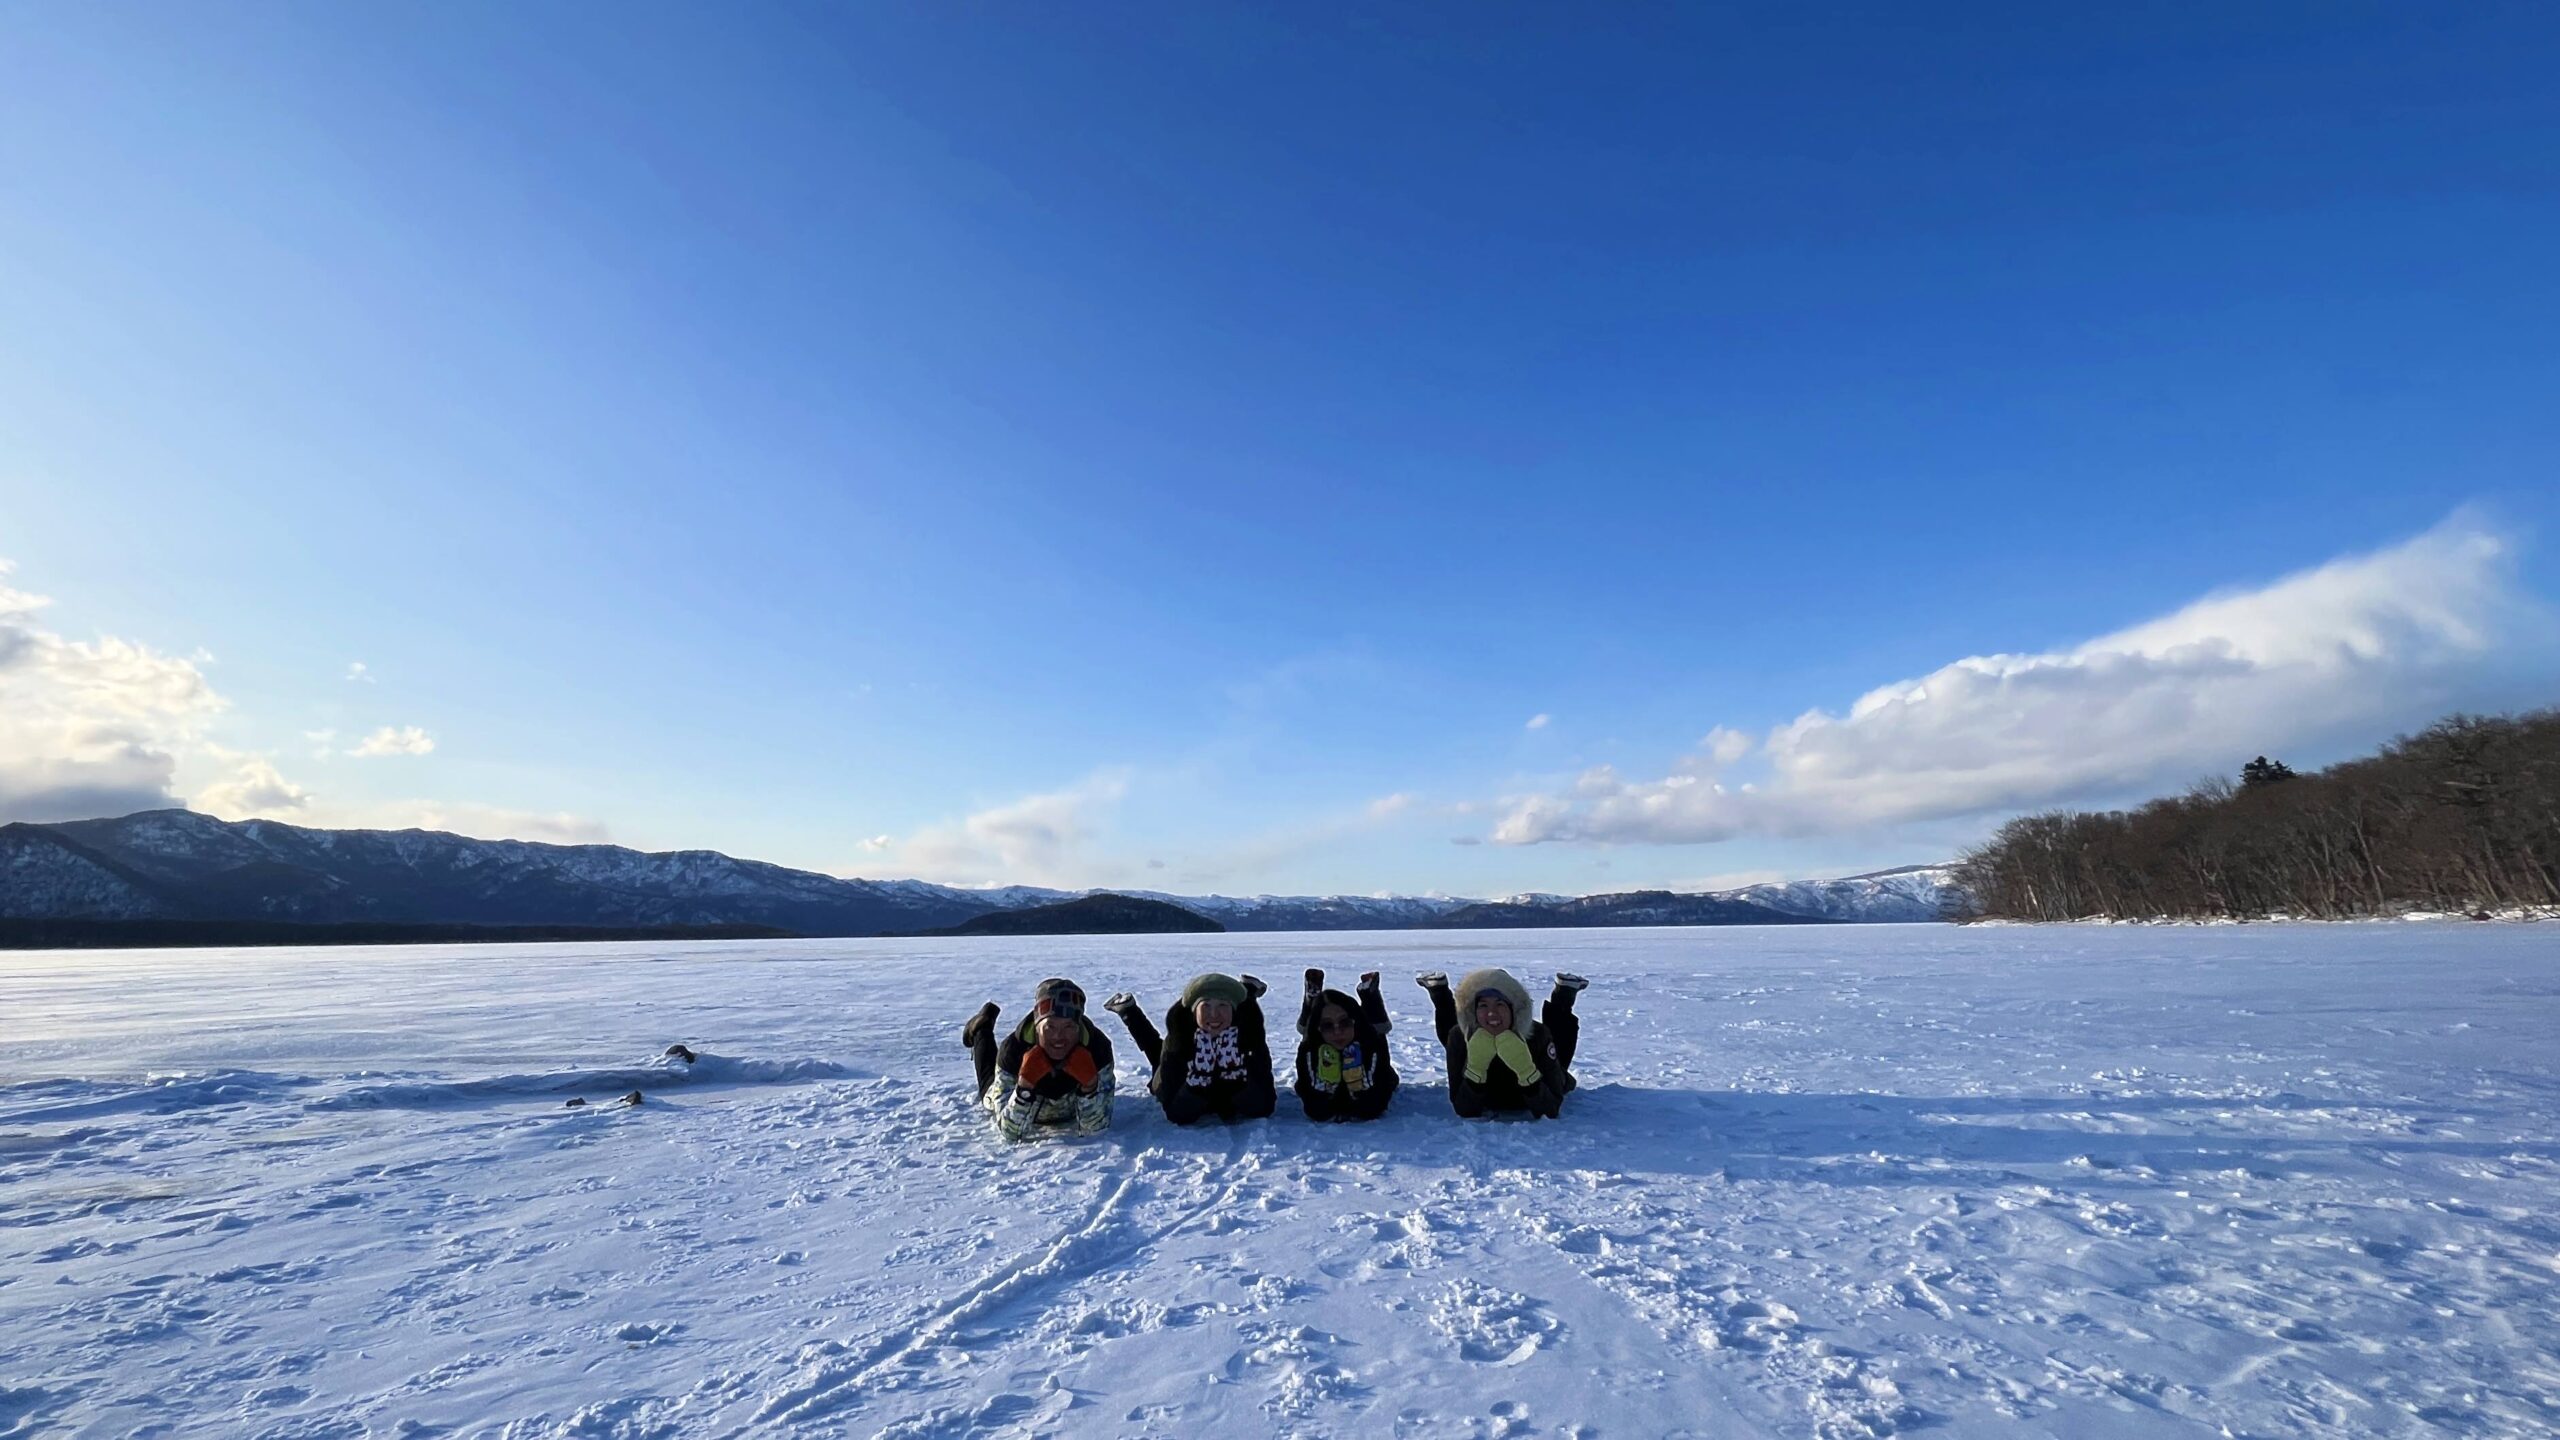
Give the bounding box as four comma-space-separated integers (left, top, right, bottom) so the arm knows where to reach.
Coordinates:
1958, 709, 2560, 922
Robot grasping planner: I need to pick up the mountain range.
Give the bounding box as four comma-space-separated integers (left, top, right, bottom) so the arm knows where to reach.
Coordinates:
0, 810, 1967, 939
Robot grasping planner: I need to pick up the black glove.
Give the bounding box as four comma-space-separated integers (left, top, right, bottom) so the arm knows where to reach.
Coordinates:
1030, 1067, 1078, 1100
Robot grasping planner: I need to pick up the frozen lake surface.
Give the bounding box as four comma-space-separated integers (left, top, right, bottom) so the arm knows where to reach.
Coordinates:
3, 924, 2554, 1438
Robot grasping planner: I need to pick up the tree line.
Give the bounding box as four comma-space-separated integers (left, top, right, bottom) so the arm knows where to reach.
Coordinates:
1954, 708, 2560, 921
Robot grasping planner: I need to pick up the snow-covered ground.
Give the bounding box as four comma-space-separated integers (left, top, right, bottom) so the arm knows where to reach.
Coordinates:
3, 925, 2554, 1439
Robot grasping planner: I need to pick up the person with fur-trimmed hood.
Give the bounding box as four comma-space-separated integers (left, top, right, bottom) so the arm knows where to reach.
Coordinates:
1416, 967, 1587, 1119
1294, 967, 1399, 1122
1103, 973, 1278, 1125
960, 977, 1116, 1142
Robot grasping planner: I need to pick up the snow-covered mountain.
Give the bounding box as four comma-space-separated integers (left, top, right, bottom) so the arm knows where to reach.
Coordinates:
0, 811, 1967, 936
0, 810, 996, 936
1722, 864, 1971, 923
1428, 890, 1826, 929
1122, 891, 1480, 932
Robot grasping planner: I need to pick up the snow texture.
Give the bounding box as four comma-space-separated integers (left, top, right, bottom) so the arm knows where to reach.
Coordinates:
3, 924, 2553, 1437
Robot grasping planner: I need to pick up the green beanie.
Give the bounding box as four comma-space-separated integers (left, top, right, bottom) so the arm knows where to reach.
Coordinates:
1178, 972, 1248, 1009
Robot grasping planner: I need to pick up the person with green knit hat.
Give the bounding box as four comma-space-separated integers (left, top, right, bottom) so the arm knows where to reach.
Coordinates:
959, 976, 1117, 1142
1414, 967, 1587, 1119
1103, 972, 1278, 1125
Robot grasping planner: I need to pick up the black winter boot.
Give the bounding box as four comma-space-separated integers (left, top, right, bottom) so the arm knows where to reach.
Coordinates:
960, 1002, 1000, 1050
1550, 973, 1587, 1017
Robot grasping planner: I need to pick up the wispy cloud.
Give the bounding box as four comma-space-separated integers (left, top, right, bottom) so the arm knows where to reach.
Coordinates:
346, 661, 374, 683
1676, 868, 1791, 891
1494, 514, 2557, 847
391, 803, 610, 845
1525, 713, 1551, 731
882, 770, 1134, 887
351, 725, 436, 758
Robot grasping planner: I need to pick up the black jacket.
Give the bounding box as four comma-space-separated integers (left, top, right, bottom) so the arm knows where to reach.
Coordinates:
1293, 986, 1398, 1121
1444, 1017, 1567, 1118
1152, 1001, 1278, 1124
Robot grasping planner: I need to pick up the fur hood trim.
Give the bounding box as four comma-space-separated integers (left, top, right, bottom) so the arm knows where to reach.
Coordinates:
1453, 967, 1532, 1038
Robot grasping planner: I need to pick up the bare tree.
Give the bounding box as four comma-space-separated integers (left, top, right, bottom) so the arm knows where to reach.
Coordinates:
1959, 708, 2560, 921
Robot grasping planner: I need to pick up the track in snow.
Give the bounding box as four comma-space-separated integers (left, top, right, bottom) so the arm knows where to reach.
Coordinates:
3, 924, 2555, 1437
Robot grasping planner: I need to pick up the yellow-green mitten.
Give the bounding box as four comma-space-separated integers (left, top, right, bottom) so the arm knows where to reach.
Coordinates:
1464, 1028, 1499, 1083
1493, 1030, 1540, 1085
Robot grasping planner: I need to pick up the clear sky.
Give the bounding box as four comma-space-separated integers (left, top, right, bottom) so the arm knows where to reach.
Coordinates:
5, 3, 2557, 896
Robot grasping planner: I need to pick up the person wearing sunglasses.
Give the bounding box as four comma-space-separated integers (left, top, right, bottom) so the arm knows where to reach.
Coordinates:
1293, 967, 1400, 1122
960, 976, 1117, 1141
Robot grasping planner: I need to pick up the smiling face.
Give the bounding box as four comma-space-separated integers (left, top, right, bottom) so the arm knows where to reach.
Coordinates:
1193, 997, 1235, 1034
1036, 1015, 1081, 1058
1472, 990, 1514, 1035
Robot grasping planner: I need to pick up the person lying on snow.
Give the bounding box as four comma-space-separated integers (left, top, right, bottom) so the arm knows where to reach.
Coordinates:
1104, 973, 1278, 1125
960, 976, 1115, 1141
1416, 967, 1586, 1119
1294, 967, 1398, 1122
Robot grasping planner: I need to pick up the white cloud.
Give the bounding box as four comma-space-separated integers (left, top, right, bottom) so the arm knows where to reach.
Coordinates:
1367, 791, 1418, 819
0, 561, 226, 823
1495, 516, 2558, 846
1525, 713, 1551, 730
1703, 727, 1753, 765
192, 751, 313, 820
1, 560, 613, 842
393, 803, 610, 846
889, 771, 1133, 887
346, 662, 373, 683
351, 725, 436, 758
857, 834, 894, 853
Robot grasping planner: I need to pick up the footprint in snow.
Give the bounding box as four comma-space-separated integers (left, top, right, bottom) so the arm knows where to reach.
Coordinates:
1708, 1299, 1798, 1352
1430, 1280, 1564, 1366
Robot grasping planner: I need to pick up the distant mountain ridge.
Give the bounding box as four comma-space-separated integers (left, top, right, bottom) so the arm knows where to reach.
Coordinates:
1424, 890, 1831, 929
0, 810, 1966, 940
929, 893, 1223, 937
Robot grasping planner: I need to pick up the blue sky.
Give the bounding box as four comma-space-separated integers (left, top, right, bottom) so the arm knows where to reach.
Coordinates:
4, 3, 2557, 896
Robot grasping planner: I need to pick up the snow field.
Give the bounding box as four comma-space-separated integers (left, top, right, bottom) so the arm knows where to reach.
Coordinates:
2, 924, 2555, 1438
